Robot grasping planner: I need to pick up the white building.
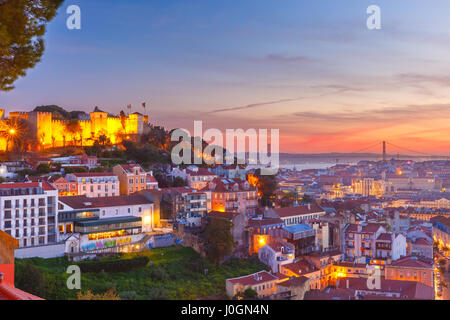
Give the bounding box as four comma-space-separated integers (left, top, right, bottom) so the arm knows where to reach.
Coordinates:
0, 164, 16, 179
171, 166, 217, 190
258, 240, 295, 273
66, 172, 119, 198
0, 181, 58, 248
58, 194, 154, 255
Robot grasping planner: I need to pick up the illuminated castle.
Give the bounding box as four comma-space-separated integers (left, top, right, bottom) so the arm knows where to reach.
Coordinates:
0, 108, 149, 151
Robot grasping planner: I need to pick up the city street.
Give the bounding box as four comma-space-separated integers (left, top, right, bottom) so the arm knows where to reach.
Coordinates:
434, 250, 449, 300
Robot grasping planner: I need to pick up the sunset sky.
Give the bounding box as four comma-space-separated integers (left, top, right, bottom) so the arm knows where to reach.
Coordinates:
2, 0, 450, 154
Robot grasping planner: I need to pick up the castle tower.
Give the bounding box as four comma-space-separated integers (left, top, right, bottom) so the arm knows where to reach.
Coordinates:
90, 108, 108, 137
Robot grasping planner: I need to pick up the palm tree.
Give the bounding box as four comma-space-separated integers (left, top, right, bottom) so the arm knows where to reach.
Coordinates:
0, 117, 30, 152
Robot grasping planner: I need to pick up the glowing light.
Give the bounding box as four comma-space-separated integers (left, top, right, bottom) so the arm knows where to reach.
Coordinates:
143, 216, 151, 224
9, 129, 15, 134
247, 174, 259, 187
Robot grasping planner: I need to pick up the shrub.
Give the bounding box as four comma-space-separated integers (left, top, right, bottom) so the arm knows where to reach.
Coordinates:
78, 256, 149, 273
119, 291, 138, 300
149, 266, 169, 281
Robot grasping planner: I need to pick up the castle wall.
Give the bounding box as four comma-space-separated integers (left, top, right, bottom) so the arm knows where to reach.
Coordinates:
0, 110, 148, 151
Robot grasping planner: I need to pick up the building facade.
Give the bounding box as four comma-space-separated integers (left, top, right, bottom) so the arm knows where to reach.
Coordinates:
0, 182, 58, 248
66, 172, 120, 198
113, 163, 149, 195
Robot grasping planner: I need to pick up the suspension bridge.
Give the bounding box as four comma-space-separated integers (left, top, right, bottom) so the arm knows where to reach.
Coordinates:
348, 141, 450, 161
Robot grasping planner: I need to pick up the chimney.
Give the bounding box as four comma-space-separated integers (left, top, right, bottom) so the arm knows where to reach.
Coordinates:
346, 279, 349, 289
307, 203, 311, 210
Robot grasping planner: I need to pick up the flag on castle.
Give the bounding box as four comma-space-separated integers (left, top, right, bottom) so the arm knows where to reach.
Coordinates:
142, 102, 146, 108
127, 104, 131, 110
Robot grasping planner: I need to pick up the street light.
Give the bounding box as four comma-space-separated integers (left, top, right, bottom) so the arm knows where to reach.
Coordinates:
9, 129, 15, 135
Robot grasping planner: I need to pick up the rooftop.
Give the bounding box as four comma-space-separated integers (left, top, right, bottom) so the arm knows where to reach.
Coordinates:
273, 204, 324, 218
388, 256, 433, 269
282, 223, 313, 234
59, 194, 152, 209
69, 172, 118, 178
227, 271, 278, 286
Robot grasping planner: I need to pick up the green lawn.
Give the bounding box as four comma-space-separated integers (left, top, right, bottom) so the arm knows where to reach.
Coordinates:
14, 246, 267, 300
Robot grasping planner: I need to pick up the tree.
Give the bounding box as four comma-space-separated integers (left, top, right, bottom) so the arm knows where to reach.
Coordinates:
65, 119, 82, 146
243, 288, 258, 299
142, 125, 170, 150
97, 130, 110, 146
36, 163, 51, 174
302, 194, 316, 204
253, 169, 277, 207
172, 176, 187, 187
76, 288, 121, 300
0, 117, 32, 152
14, 264, 45, 297
64, 166, 88, 174
233, 288, 258, 300
0, 0, 64, 91
202, 218, 235, 265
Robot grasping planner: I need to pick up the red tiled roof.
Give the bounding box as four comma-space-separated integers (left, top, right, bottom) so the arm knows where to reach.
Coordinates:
70, 172, 117, 177
146, 174, 157, 183
59, 194, 152, 209
412, 238, 431, 246
277, 276, 309, 287
118, 163, 144, 172
377, 233, 392, 241
227, 271, 278, 286
0, 284, 44, 300
336, 277, 433, 300
206, 177, 255, 193
388, 256, 433, 269
274, 204, 324, 218
346, 223, 384, 234
0, 181, 55, 191
282, 259, 317, 275
266, 240, 292, 253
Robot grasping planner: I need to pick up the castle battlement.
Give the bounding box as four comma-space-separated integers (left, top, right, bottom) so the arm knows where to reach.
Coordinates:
0, 108, 149, 151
